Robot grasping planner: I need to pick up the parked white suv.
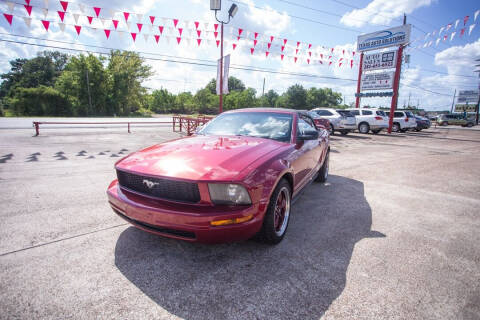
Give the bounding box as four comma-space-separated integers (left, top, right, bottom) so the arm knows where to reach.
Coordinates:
345, 108, 389, 134
310, 108, 356, 135
385, 111, 417, 132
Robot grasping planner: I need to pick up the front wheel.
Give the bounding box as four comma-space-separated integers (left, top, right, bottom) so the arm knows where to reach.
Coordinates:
315, 150, 329, 183
442, 122, 449, 126
358, 122, 370, 134
257, 179, 291, 244
467, 123, 473, 127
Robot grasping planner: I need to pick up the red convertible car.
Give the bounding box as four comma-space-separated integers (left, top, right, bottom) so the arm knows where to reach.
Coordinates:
107, 108, 330, 244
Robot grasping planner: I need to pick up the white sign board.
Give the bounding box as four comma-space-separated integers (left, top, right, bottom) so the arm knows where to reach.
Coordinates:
362, 50, 397, 71
357, 24, 411, 52
457, 90, 479, 104
361, 72, 394, 90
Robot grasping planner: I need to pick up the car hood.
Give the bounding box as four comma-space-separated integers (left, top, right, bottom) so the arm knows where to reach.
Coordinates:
116, 135, 286, 181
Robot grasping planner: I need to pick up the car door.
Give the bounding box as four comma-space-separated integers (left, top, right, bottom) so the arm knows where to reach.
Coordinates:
291, 117, 319, 190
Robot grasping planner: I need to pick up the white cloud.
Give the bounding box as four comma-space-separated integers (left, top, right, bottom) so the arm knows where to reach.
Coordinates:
340, 0, 434, 27
434, 38, 480, 74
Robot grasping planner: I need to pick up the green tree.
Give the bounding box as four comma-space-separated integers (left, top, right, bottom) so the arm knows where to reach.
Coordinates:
264, 89, 279, 107
10, 86, 71, 116
194, 88, 218, 114
149, 88, 175, 113
205, 76, 246, 95
174, 92, 195, 114
284, 84, 307, 109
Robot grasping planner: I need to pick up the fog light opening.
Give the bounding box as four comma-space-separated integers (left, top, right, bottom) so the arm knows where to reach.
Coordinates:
210, 214, 253, 226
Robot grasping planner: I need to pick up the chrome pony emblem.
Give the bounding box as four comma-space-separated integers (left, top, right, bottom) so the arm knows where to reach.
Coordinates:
142, 179, 159, 189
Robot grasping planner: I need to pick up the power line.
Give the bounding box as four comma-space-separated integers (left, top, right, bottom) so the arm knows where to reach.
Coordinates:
401, 83, 453, 97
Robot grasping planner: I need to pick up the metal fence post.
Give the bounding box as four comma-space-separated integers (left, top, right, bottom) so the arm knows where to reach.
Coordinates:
34, 122, 40, 136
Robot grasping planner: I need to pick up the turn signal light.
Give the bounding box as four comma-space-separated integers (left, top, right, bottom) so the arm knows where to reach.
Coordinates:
210, 215, 253, 226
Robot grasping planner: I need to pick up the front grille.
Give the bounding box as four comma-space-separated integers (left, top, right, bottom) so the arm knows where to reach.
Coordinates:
116, 169, 200, 203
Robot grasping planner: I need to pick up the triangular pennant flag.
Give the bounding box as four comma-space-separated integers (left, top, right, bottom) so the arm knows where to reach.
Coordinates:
308, 43, 312, 49
443, 35, 447, 42
460, 28, 465, 37
270, 36, 274, 43
126, 22, 131, 30
439, 26, 444, 34
254, 32, 258, 39
455, 19, 459, 29
296, 41, 300, 47
42, 8, 48, 18
435, 38, 440, 46
280, 54, 284, 60
158, 26, 164, 34
352, 51, 355, 57
475, 10, 480, 22
100, 18, 107, 26
253, 39, 258, 46
197, 38, 202, 46
173, 19, 178, 27
319, 60, 323, 64
295, 49, 299, 55
283, 39, 287, 45
23, 16, 31, 27
57, 11, 65, 21
25, 0, 30, 4
308, 51, 312, 57
446, 23, 452, 31
137, 23, 143, 32
149, 16, 155, 24
104, 29, 110, 39
307, 59, 310, 64
329, 61, 332, 66
238, 28, 243, 36
267, 43, 272, 50
131, 32, 137, 42
60, 1, 68, 11
339, 62, 343, 67
143, 34, 149, 42
216, 40, 220, 47
87, 16, 93, 24
204, 22, 209, 29
214, 23, 219, 31
250, 48, 254, 54
194, 21, 199, 29
24, 5, 32, 16
6, 1, 15, 12
165, 36, 170, 44
75, 25, 81, 35
112, 19, 119, 29
154, 34, 160, 43
350, 60, 353, 68
450, 32, 456, 41
78, 3, 85, 13
58, 22, 65, 32
148, 25, 153, 32
266, 51, 269, 57
73, 13, 79, 23
469, 24, 476, 35
294, 57, 298, 63
464, 15, 469, 26
118, 31, 124, 39
186, 38, 191, 46
214, 31, 218, 38
176, 36, 181, 44
41, 20, 50, 31
3, 13, 13, 25
123, 12, 130, 22
281, 46, 285, 51
178, 28, 183, 36
197, 30, 201, 38
108, 9, 115, 18
94, 7, 101, 17
232, 43, 237, 50
137, 13, 143, 21
184, 20, 190, 28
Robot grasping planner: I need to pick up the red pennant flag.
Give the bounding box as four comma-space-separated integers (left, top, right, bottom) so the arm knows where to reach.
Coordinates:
266, 52, 269, 57
308, 44, 312, 49
238, 28, 243, 36
123, 12, 130, 22
131, 32, 137, 42
328, 61, 332, 66
104, 29, 110, 39
320, 54, 323, 59
3, 13, 13, 25
25, 0, 30, 4
75, 25, 81, 35
352, 51, 355, 57
214, 23, 219, 31
443, 35, 447, 41
194, 21, 199, 29
173, 19, 178, 27
307, 59, 310, 64
112, 20, 119, 29
319, 60, 323, 64
214, 31, 218, 38
154, 35, 160, 43
308, 51, 312, 57
460, 28, 465, 36
331, 48, 334, 53
253, 39, 257, 46
41, 20, 50, 31
281, 54, 284, 60
137, 23, 143, 32
87, 16, 93, 24
57, 11, 65, 21
197, 39, 202, 46
149, 16, 155, 24
216, 40, 220, 47
24, 5, 32, 16
339, 63, 343, 67
237, 36, 240, 41
197, 30, 201, 37
158, 26, 164, 34
232, 43, 237, 50
295, 49, 299, 55
60, 1, 68, 12
350, 60, 353, 68
178, 28, 183, 36
93, 7, 101, 17
294, 57, 298, 63
328, 55, 332, 59
176, 37, 181, 44
281, 46, 285, 51
342, 50, 345, 55
254, 32, 258, 39
464, 15, 469, 26
267, 43, 272, 50
250, 48, 254, 55
296, 41, 300, 47
270, 36, 274, 42
339, 57, 343, 61
283, 39, 287, 45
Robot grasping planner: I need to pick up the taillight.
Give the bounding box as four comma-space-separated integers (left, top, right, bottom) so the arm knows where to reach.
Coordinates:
375, 116, 383, 120
405, 117, 409, 122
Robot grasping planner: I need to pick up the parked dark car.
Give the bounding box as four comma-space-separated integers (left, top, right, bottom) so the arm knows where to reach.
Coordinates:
414, 116, 431, 131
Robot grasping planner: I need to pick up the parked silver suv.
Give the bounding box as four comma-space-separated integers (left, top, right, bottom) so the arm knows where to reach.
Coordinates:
310, 108, 356, 135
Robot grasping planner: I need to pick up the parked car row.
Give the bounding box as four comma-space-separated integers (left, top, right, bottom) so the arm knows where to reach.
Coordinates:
310, 108, 432, 134
436, 114, 475, 127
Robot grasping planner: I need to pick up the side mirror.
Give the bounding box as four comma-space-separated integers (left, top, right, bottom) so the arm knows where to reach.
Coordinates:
297, 129, 319, 141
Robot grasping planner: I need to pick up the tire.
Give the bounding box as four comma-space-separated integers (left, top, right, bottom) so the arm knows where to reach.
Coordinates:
442, 122, 448, 126
340, 130, 348, 135
467, 123, 473, 127
392, 123, 400, 132
400, 129, 407, 133
329, 123, 334, 135
315, 150, 329, 183
372, 129, 381, 134
257, 179, 292, 244
358, 122, 370, 134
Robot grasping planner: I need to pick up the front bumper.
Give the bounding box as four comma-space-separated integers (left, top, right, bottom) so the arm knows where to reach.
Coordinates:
107, 180, 265, 243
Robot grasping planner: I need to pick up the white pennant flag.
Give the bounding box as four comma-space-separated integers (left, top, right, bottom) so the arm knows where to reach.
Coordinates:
43, 0, 49, 8
23, 17, 32, 27
78, 4, 85, 13
73, 13, 80, 24
168, 27, 173, 34
100, 18, 107, 26
184, 20, 190, 28
424, 32, 430, 40
136, 13, 143, 21
439, 26, 444, 34
423, 42, 428, 48
91, 27, 97, 34
186, 38, 191, 46
207, 39, 213, 45
166, 36, 170, 44
188, 29, 193, 37
475, 10, 480, 22
42, 8, 48, 18
143, 34, 149, 42
450, 32, 456, 41
59, 22, 65, 32
428, 40, 433, 47
109, 9, 115, 18
161, 17, 168, 25
246, 31, 250, 39
469, 24, 476, 35
148, 25, 153, 32
455, 19, 460, 29
118, 31, 124, 39
435, 38, 440, 46
204, 22, 209, 30
6, 2, 15, 12
126, 22, 131, 30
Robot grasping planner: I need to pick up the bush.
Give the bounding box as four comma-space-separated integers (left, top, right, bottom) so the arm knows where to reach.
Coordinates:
11, 86, 72, 116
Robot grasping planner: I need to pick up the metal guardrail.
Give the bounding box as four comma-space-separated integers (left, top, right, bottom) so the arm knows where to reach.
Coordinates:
172, 115, 214, 136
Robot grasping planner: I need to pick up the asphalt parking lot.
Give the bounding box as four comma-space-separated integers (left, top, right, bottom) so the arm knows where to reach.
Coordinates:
0, 123, 479, 319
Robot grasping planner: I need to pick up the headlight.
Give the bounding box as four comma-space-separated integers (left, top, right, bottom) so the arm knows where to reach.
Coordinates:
208, 183, 252, 205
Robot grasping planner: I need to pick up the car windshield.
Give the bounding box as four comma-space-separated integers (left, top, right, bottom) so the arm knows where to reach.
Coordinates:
337, 110, 354, 117
376, 111, 387, 116
405, 111, 415, 117
198, 112, 293, 142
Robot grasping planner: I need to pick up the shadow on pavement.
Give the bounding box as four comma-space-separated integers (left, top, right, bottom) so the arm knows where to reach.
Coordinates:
114, 175, 385, 320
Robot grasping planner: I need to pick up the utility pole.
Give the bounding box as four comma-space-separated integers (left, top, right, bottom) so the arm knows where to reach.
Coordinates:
450, 89, 456, 113
85, 68, 93, 116
408, 92, 411, 108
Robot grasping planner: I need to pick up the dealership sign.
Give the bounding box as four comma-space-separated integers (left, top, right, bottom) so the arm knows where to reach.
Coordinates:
454, 104, 477, 112
357, 24, 411, 52
362, 50, 397, 71
361, 72, 394, 90
457, 90, 479, 104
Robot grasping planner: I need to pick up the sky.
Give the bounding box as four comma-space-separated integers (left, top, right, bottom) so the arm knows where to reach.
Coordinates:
0, 0, 479, 111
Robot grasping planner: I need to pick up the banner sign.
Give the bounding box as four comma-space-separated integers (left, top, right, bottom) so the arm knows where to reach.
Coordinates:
355, 91, 393, 97
457, 90, 479, 103
357, 24, 411, 51
362, 50, 397, 71
361, 72, 394, 90
216, 54, 230, 95
454, 104, 477, 112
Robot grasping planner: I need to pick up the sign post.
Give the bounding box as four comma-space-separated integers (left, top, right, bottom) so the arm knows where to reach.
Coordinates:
387, 45, 404, 133
355, 53, 364, 108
